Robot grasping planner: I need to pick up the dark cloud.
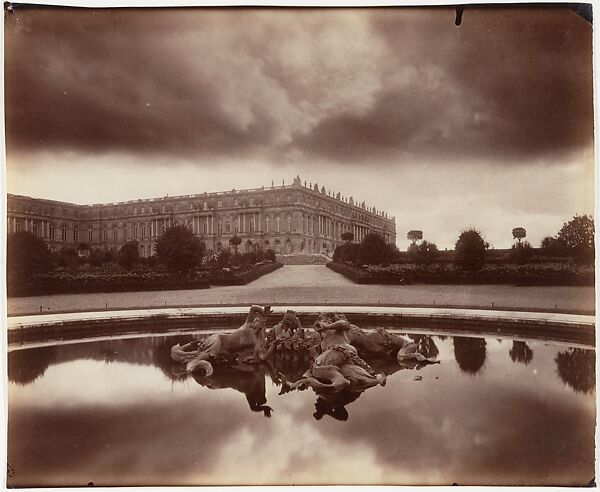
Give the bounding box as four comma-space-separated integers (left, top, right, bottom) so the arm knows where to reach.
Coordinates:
5, 6, 593, 165
296, 7, 593, 163
5, 8, 278, 159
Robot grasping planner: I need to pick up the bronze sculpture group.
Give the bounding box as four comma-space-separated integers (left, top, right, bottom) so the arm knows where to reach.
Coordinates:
170, 305, 438, 397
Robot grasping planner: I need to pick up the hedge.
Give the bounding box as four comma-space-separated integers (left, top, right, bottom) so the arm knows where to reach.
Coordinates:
327, 262, 594, 286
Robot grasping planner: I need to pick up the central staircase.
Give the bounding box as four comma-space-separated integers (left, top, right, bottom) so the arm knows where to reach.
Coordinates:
276, 253, 331, 265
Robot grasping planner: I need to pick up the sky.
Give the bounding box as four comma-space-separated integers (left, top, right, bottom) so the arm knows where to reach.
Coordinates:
4, 5, 595, 249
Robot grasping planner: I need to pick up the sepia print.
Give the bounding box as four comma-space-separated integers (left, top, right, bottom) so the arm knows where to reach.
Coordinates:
4, 3, 595, 487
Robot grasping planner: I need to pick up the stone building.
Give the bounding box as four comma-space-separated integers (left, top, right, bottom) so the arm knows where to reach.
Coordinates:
6, 176, 396, 257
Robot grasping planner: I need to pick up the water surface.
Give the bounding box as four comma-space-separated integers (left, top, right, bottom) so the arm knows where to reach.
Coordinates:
7, 327, 595, 486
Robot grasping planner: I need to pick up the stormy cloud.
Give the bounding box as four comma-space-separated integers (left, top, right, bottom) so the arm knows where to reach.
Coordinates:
5, 6, 593, 165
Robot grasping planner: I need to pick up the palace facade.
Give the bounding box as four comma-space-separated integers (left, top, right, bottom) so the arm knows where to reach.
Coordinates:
6, 176, 396, 257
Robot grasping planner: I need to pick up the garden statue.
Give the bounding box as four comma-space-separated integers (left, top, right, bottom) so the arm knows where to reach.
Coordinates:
286, 314, 387, 392
171, 308, 438, 388
170, 304, 271, 376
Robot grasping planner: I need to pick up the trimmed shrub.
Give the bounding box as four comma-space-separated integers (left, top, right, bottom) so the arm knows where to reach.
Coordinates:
454, 229, 488, 272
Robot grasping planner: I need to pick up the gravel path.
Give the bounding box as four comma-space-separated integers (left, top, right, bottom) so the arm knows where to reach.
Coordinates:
7, 265, 595, 315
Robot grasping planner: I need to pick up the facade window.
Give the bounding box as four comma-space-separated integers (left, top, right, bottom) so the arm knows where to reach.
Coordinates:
134, 207, 137, 214
73, 228, 79, 243
249, 221, 254, 234
226, 222, 231, 234
250, 198, 254, 207
141, 226, 146, 238
217, 200, 222, 208
62, 226, 68, 242
189, 202, 193, 210
50, 224, 55, 239
103, 228, 107, 241
161, 224, 165, 236
16, 219, 22, 233
203, 202, 208, 211
287, 216, 291, 232
141, 206, 145, 214
175, 203, 179, 211
88, 228, 92, 243
113, 228, 118, 241
276, 217, 281, 233
134, 226, 138, 239
33, 224, 39, 237
265, 217, 270, 233
234, 198, 239, 207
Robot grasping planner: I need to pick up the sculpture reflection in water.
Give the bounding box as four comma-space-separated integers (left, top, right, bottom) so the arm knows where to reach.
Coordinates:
167, 307, 440, 419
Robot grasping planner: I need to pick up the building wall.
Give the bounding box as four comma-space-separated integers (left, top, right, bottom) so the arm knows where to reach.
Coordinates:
6, 177, 396, 257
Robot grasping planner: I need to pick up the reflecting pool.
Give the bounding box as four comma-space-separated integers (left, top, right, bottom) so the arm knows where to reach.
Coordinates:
7, 328, 595, 486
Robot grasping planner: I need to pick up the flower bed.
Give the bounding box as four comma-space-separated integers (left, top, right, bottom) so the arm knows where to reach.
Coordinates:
208, 261, 283, 285
7, 261, 284, 297
327, 262, 594, 286
8, 269, 211, 297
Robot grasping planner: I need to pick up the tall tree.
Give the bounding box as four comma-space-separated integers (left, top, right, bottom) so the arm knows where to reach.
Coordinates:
512, 227, 526, 244
341, 232, 354, 243
156, 225, 205, 274
556, 215, 594, 263
229, 235, 242, 254
406, 230, 423, 253
358, 233, 392, 265
118, 241, 140, 269
6, 231, 52, 282
454, 229, 488, 271
414, 240, 439, 266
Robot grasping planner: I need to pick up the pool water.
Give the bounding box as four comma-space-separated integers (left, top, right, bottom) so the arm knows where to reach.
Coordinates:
7, 328, 595, 486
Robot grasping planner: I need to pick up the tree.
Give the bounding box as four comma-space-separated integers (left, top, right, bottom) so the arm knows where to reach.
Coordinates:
512, 227, 526, 243
341, 232, 354, 242
88, 248, 105, 267
229, 235, 242, 254
509, 241, 533, 264
406, 230, 423, 246
556, 215, 594, 263
156, 225, 205, 274
118, 241, 140, 269
6, 231, 52, 282
333, 243, 361, 264
358, 233, 392, 265
264, 249, 276, 262
540, 235, 568, 256
413, 240, 439, 266
454, 229, 488, 271
54, 246, 79, 269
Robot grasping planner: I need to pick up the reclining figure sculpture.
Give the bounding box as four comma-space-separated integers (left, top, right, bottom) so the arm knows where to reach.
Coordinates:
170, 307, 438, 392
170, 304, 271, 377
